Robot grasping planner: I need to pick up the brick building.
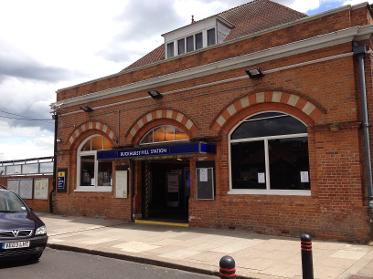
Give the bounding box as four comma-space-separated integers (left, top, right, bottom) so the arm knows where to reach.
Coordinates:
52, 0, 373, 242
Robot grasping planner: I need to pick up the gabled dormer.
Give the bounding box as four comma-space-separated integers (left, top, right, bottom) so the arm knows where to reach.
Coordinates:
162, 16, 234, 59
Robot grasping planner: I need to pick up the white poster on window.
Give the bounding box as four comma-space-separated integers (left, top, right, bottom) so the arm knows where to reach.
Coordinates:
258, 172, 265, 184
300, 171, 309, 183
34, 178, 49, 200
199, 168, 208, 182
115, 170, 128, 199
19, 179, 33, 199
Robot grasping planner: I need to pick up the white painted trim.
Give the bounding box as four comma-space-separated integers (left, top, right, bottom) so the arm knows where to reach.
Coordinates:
264, 52, 353, 74
74, 187, 112, 193
227, 189, 311, 196
231, 133, 308, 143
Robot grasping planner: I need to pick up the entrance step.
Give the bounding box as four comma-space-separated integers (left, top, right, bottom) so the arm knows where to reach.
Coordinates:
134, 219, 189, 228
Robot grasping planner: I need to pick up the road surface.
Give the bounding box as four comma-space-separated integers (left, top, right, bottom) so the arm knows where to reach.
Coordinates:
0, 248, 217, 279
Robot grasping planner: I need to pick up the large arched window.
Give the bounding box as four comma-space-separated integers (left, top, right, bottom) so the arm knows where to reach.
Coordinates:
140, 125, 189, 145
77, 135, 113, 192
229, 112, 310, 195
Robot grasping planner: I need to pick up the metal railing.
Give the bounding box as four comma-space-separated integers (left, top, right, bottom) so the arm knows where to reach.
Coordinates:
0, 156, 54, 176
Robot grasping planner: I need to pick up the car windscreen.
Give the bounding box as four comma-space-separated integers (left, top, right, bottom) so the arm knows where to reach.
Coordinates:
0, 191, 27, 213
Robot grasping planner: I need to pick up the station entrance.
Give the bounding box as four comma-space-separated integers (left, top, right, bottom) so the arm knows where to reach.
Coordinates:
141, 159, 190, 222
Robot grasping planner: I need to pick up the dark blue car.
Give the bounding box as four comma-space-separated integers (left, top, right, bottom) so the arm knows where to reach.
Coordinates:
0, 187, 48, 261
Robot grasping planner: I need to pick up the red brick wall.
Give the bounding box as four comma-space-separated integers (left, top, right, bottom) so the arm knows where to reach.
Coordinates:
54, 6, 373, 242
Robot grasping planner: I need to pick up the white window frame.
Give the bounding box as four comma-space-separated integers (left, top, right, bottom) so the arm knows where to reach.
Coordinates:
228, 111, 311, 196
76, 135, 112, 192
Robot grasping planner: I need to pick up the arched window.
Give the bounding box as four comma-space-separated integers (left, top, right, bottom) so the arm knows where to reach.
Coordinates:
229, 112, 310, 194
140, 125, 189, 145
77, 135, 113, 191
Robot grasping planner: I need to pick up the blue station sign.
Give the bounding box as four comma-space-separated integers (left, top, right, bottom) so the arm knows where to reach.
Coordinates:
57, 168, 68, 193
97, 142, 216, 160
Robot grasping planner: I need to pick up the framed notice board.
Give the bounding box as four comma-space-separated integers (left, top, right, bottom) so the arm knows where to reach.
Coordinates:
115, 165, 129, 199
196, 161, 215, 200
34, 178, 49, 200
19, 179, 33, 200
7, 179, 19, 194
57, 168, 68, 193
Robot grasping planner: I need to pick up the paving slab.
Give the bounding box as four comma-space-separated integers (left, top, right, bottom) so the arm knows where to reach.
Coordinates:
39, 213, 373, 279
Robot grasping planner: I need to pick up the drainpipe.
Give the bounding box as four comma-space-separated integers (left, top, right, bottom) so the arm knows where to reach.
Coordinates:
50, 111, 58, 213
353, 42, 373, 226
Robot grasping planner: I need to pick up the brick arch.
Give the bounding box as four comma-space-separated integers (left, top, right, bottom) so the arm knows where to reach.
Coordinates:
68, 121, 116, 147
126, 109, 198, 143
211, 91, 325, 132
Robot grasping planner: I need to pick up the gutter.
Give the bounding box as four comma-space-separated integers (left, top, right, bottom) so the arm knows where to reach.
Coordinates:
353, 42, 373, 224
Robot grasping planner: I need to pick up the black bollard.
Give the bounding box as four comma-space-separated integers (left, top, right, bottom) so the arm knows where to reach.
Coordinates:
301, 233, 314, 279
219, 255, 236, 279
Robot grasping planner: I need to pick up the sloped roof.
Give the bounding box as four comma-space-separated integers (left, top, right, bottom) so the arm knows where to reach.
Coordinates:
124, 0, 306, 70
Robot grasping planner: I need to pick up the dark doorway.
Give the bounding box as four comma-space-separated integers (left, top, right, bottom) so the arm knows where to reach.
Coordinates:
142, 160, 189, 222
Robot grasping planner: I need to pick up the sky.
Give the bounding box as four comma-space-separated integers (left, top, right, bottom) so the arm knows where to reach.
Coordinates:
0, 0, 371, 160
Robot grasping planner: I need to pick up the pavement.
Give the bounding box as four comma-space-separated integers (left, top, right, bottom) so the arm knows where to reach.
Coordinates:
39, 213, 373, 279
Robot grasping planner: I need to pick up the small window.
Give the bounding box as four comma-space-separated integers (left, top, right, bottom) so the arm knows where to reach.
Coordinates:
230, 112, 310, 193
140, 125, 189, 145
167, 42, 174, 58
178, 38, 185, 55
186, 36, 194, 52
207, 28, 216, 46
195, 32, 203, 50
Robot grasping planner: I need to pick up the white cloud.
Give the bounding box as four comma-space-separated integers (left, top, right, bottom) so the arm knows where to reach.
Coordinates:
174, 0, 248, 21
344, 0, 373, 4
0, 0, 127, 81
0, 120, 53, 160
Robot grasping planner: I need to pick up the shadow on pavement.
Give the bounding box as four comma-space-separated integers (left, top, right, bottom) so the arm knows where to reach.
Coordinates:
0, 258, 40, 269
